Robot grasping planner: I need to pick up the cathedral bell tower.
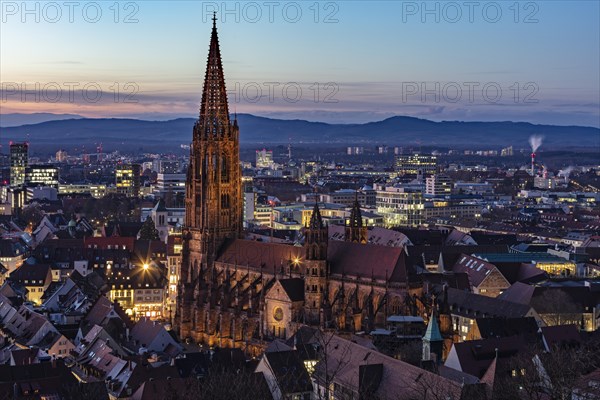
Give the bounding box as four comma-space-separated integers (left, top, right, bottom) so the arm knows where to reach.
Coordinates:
304, 203, 328, 324
177, 14, 242, 339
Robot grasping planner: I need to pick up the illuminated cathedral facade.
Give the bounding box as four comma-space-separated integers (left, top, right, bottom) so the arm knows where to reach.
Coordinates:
175, 18, 411, 351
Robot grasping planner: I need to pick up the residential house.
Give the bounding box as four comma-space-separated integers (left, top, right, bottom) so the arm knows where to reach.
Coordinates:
255, 349, 313, 400
451, 254, 510, 297
8, 263, 53, 304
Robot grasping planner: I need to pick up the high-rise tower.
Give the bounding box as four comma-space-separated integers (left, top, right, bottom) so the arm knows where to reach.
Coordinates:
178, 15, 242, 339
10, 142, 29, 186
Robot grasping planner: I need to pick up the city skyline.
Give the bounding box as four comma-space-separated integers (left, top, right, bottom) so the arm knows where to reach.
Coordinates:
0, 6, 599, 399
1, 1, 599, 127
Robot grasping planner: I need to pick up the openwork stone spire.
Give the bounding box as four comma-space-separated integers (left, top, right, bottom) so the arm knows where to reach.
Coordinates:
198, 12, 231, 138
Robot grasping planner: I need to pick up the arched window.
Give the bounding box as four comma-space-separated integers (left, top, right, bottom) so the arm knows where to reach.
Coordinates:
221, 194, 230, 209
221, 154, 229, 183
212, 154, 217, 180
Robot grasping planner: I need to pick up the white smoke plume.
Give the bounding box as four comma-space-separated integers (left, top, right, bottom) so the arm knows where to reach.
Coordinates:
529, 134, 543, 153
558, 166, 575, 178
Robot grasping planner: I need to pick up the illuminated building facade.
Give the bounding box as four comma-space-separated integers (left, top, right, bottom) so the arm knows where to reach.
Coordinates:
115, 163, 141, 197
59, 184, 107, 198
375, 184, 424, 227
105, 261, 168, 320
425, 173, 452, 196
256, 149, 274, 168
10, 142, 28, 186
394, 154, 437, 176
55, 149, 68, 162
25, 165, 59, 188
175, 17, 412, 351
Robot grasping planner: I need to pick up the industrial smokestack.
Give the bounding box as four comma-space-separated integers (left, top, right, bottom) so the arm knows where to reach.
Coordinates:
529, 135, 543, 177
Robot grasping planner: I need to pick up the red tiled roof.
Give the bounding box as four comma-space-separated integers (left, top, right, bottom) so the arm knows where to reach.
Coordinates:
217, 239, 408, 283
327, 241, 407, 282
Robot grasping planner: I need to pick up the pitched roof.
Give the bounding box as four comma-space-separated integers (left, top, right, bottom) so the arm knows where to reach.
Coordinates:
152, 199, 168, 212
328, 225, 411, 247
264, 350, 313, 395
423, 316, 443, 342
328, 240, 406, 282
85, 296, 133, 329
217, 239, 408, 283
541, 324, 582, 350
497, 282, 535, 304
452, 254, 500, 287
11, 347, 40, 365
131, 378, 188, 400
448, 336, 528, 379
279, 278, 304, 302
130, 317, 168, 348
414, 272, 471, 290
438, 287, 533, 319
314, 334, 463, 399
474, 317, 539, 340
9, 263, 51, 285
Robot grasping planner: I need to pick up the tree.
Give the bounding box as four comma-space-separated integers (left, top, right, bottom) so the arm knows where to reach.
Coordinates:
165, 367, 273, 400
139, 216, 159, 240
20, 204, 44, 229
533, 289, 580, 327
493, 336, 600, 400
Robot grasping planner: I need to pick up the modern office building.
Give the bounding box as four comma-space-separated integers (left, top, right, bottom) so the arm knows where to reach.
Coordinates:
375, 184, 425, 227
10, 142, 29, 186
115, 164, 141, 197
154, 173, 186, 197
256, 149, 274, 168
25, 165, 59, 188
394, 154, 437, 176
425, 173, 453, 196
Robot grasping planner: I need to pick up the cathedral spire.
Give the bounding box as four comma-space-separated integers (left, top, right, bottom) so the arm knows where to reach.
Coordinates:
199, 11, 230, 136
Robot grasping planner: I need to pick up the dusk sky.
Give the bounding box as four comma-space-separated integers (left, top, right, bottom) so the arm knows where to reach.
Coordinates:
1, 1, 599, 126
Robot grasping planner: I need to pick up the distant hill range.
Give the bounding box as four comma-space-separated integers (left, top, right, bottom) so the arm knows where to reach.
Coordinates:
0, 113, 84, 127
1, 113, 598, 152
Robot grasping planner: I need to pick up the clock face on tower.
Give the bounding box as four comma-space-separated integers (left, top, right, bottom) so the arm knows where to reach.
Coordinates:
273, 307, 284, 322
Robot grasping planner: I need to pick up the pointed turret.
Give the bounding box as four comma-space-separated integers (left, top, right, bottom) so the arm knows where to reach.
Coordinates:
422, 312, 443, 363
309, 202, 324, 230
305, 202, 328, 260
345, 191, 368, 244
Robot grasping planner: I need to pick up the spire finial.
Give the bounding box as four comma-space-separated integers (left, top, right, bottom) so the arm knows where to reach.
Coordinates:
212, 11, 217, 28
